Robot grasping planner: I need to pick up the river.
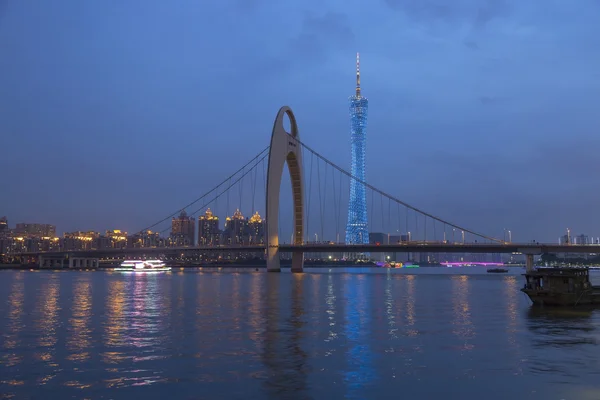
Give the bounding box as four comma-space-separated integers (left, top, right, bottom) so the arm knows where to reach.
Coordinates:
1, 267, 600, 399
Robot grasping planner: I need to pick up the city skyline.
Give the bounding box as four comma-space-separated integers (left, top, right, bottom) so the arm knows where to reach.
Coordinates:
2, 1, 600, 241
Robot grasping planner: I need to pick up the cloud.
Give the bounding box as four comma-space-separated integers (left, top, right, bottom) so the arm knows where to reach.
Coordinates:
473, 0, 510, 28
479, 95, 505, 105
234, 0, 263, 11
383, 0, 511, 29
289, 11, 355, 60
464, 39, 479, 49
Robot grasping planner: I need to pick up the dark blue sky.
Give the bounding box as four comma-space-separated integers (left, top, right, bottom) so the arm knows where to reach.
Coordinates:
2, 0, 600, 242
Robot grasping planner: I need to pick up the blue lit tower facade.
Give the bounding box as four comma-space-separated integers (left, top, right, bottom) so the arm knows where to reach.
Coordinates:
345, 53, 369, 246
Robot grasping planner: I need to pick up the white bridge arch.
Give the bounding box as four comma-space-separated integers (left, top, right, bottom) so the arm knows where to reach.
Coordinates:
265, 106, 305, 272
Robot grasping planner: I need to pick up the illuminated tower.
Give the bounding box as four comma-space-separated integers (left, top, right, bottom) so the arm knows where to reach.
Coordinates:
345, 53, 369, 246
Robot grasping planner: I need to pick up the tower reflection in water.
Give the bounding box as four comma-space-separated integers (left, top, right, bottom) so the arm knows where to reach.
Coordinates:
261, 273, 308, 398
343, 273, 378, 397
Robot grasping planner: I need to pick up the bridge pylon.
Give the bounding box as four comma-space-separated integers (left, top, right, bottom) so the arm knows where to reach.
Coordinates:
265, 106, 304, 272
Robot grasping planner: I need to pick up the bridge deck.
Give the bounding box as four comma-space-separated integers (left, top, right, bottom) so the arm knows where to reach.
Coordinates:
12, 243, 600, 257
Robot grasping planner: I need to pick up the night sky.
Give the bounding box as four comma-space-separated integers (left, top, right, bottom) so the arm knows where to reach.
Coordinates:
2, 0, 600, 242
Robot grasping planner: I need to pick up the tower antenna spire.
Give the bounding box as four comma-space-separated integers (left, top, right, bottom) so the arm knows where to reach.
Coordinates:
356, 52, 361, 97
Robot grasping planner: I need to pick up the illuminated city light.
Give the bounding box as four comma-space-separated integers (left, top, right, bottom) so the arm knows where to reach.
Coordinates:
345, 53, 369, 246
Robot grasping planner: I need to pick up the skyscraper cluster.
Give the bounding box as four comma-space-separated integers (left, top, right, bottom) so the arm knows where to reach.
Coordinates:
168, 208, 266, 247
0, 208, 266, 262
196, 208, 265, 246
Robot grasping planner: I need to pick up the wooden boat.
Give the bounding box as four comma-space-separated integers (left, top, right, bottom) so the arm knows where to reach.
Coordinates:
521, 267, 600, 306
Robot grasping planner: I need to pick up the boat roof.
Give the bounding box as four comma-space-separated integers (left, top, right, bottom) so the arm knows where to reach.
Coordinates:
524, 267, 589, 277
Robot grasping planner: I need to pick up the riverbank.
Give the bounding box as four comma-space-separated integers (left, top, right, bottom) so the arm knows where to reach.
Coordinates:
0, 263, 527, 271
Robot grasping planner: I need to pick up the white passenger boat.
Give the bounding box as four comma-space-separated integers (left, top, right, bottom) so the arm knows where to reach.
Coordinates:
115, 259, 171, 273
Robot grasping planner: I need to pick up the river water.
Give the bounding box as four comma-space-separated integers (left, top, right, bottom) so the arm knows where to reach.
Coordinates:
1, 267, 600, 399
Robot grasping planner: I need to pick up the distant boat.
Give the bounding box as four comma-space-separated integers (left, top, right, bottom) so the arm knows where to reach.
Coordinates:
487, 268, 508, 273
115, 259, 171, 273
404, 263, 419, 268
375, 261, 419, 268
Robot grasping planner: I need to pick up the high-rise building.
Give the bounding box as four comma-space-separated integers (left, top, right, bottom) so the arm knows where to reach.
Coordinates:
62, 231, 99, 251
0, 217, 7, 233
14, 223, 56, 238
247, 211, 265, 244
198, 208, 220, 246
345, 53, 369, 246
128, 230, 163, 248
575, 234, 590, 245
171, 210, 195, 246
223, 209, 247, 245
105, 229, 128, 249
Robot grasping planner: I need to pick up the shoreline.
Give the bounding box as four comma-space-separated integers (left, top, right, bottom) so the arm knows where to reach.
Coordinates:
0, 263, 527, 271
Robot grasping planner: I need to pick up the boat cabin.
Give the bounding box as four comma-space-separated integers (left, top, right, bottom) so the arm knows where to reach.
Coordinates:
523, 268, 592, 294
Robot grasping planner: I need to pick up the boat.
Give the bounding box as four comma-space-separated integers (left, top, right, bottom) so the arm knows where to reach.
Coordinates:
487, 268, 508, 273
115, 259, 171, 273
521, 267, 600, 306
404, 263, 419, 268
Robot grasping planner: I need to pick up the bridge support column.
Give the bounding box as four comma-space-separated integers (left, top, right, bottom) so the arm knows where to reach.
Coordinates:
38, 255, 44, 269
526, 254, 534, 273
265, 106, 305, 273
266, 246, 280, 273
291, 251, 304, 273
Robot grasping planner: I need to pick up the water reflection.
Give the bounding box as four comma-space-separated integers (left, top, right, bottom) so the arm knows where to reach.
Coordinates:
33, 274, 61, 386
67, 276, 92, 362
105, 279, 126, 354
404, 275, 417, 336
385, 272, 398, 340
526, 307, 597, 347
503, 276, 518, 340
451, 275, 475, 349
344, 274, 378, 398
2, 273, 24, 368
3, 269, 600, 399
128, 275, 168, 352
325, 274, 338, 344
37, 275, 60, 348
525, 306, 600, 381
248, 272, 263, 350
503, 276, 519, 347
502, 275, 523, 376
261, 273, 308, 399
231, 272, 241, 332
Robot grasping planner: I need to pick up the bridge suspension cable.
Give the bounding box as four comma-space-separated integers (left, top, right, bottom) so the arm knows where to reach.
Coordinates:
135, 146, 269, 235
152, 150, 269, 235
298, 140, 502, 243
